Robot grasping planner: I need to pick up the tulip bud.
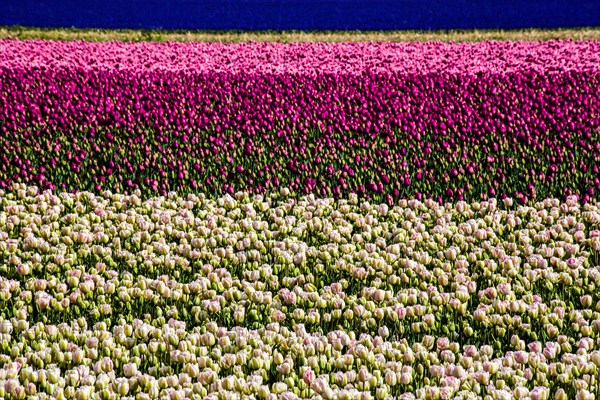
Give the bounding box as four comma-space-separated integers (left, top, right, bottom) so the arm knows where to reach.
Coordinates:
575, 389, 594, 400
445, 247, 457, 261
399, 372, 412, 385
581, 295, 593, 308
550, 389, 568, 400
303, 368, 315, 385
123, 363, 138, 377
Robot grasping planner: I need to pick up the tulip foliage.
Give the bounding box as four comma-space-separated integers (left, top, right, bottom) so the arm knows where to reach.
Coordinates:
1, 40, 600, 204
0, 184, 600, 399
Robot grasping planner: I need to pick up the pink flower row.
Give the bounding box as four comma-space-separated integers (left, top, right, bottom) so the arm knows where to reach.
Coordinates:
2, 39, 600, 75
0, 39, 599, 202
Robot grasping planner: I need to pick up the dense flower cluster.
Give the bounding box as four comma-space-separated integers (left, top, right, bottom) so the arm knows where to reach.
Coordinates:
1, 184, 600, 398
1, 40, 599, 202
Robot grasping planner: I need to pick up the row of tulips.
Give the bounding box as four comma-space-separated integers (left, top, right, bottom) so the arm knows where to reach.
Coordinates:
1, 121, 599, 204
1, 184, 600, 398
1, 40, 600, 202
0, 316, 600, 400
2, 39, 600, 139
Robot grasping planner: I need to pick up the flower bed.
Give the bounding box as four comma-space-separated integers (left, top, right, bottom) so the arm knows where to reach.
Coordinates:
2, 37, 600, 399
1, 40, 599, 202
0, 185, 600, 398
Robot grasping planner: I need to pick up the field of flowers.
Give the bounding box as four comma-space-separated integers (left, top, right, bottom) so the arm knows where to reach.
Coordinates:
1, 37, 600, 399
0, 185, 600, 399
1, 40, 600, 203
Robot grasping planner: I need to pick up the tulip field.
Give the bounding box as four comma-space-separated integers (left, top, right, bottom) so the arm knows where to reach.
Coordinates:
0, 37, 600, 399
2, 40, 600, 203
